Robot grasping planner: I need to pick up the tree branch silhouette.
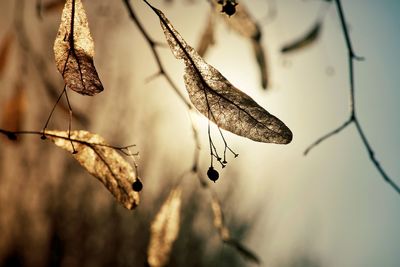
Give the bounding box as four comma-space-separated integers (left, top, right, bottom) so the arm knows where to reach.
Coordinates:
304, 0, 400, 195
122, 0, 191, 109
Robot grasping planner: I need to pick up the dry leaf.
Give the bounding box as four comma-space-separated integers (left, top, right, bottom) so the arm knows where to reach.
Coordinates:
45, 130, 140, 210
210, 194, 260, 264
147, 187, 182, 267
152, 6, 292, 144
211, 194, 230, 240
217, 2, 261, 40
281, 22, 321, 53
1, 83, 27, 135
252, 40, 268, 89
213, 1, 269, 88
54, 0, 103, 96
196, 12, 215, 57
0, 31, 14, 78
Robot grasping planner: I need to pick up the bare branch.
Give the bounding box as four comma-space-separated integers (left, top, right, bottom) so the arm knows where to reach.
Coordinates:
305, 0, 400, 196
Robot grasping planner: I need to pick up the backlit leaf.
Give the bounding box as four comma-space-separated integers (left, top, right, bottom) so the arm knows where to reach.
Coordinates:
45, 130, 140, 210
196, 12, 215, 57
54, 0, 103, 96
147, 187, 182, 267
0, 31, 14, 78
211, 194, 230, 240
281, 22, 321, 53
151, 5, 292, 144
214, 1, 269, 89
1, 83, 26, 137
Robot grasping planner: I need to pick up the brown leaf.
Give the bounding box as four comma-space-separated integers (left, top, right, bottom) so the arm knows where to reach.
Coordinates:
213, 1, 269, 88
54, 0, 103, 96
147, 187, 182, 267
210, 194, 261, 264
252, 40, 268, 89
152, 6, 292, 144
196, 12, 215, 57
217, 2, 261, 40
0, 31, 14, 78
281, 22, 321, 54
45, 130, 140, 210
1, 83, 27, 134
211, 194, 230, 240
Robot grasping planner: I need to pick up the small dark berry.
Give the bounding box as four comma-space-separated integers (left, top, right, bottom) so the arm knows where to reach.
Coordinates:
207, 167, 219, 182
72, 150, 78, 154
41, 135, 47, 140
132, 180, 143, 192
221, 2, 237, 17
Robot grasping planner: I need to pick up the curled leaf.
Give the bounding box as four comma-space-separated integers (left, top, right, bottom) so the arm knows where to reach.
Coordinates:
196, 12, 215, 57
281, 22, 321, 54
45, 130, 140, 210
147, 187, 182, 267
0, 31, 14, 78
54, 0, 103, 96
151, 5, 292, 144
1, 83, 27, 137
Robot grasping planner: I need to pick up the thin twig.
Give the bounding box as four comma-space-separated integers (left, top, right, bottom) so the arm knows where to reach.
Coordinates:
121, 0, 191, 109
304, 0, 400, 196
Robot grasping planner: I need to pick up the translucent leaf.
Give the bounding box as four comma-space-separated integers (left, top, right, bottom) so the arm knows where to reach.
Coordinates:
54, 0, 103, 96
153, 7, 292, 144
217, 2, 261, 40
147, 187, 182, 267
196, 12, 215, 57
45, 130, 140, 210
281, 22, 321, 54
214, 1, 269, 88
0, 31, 14, 78
1, 83, 26, 139
211, 194, 230, 240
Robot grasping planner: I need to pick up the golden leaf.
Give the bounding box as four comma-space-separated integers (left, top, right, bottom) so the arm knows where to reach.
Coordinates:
1, 83, 26, 137
147, 187, 182, 267
45, 130, 140, 210
211, 194, 230, 240
54, 0, 103, 96
281, 22, 321, 54
149, 4, 292, 144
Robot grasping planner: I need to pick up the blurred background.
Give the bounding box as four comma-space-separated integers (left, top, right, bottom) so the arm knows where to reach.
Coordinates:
0, 0, 399, 266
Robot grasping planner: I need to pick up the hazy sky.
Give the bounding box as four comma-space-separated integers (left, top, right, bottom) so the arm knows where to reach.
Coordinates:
1, 1, 399, 266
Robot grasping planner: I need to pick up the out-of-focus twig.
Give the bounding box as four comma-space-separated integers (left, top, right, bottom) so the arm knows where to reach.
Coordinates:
304, 0, 400, 195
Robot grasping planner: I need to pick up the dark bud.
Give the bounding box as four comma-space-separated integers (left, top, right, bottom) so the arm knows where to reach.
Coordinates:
132, 180, 143, 192
40, 135, 46, 140
221, 1, 237, 17
7, 133, 17, 141
207, 167, 219, 182
222, 160, 227, 164
72, 150, 78, 154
